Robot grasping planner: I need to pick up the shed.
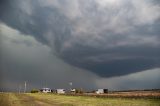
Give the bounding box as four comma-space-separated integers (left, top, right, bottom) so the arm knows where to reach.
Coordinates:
96, 89, 108, 94
40, 88, 52, 93
56, 89, 65, 94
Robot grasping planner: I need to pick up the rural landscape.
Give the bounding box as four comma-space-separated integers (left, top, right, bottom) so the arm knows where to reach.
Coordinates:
1, 89, 160, 106
1, 0, 160, 106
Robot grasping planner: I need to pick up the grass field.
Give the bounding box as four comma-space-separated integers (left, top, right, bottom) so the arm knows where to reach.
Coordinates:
0, 93, 160, 106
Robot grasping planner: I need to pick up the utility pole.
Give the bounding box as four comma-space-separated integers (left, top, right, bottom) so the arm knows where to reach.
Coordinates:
69, 82, 72, 90
24, 81, 27, 93
19, 85, 21, 94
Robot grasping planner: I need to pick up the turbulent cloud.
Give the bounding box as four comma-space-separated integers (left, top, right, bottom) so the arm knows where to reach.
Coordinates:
0, 0, 160, 91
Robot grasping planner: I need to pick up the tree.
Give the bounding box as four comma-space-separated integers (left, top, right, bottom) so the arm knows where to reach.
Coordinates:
31, 89, 39, 93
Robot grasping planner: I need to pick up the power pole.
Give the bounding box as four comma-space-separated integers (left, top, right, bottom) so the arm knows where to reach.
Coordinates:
69, 82, 72, 91
19, 85, 21, 94
24, 81, 27, 93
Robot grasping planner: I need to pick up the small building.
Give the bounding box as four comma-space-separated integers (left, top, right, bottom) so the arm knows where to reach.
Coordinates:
70, 89, 76, 93
95, 89, 108, 94
40, 88, 52, 93
56, 89, 65, 94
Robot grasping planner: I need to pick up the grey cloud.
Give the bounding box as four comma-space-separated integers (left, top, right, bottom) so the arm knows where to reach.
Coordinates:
0, 0, 71, 47
1, 22, 159, 91
0, 23, 98, 91
0, 0, 160, 78
96, 68, 160, 90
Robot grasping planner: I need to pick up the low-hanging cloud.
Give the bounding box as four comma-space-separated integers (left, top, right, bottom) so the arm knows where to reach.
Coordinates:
0, 0, 160, 91
1, 23, 160, 91
96, 68, 160, 90
0, 23, 98, 91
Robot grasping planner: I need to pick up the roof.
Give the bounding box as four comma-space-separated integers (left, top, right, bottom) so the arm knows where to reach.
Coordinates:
41, 88, 51, 90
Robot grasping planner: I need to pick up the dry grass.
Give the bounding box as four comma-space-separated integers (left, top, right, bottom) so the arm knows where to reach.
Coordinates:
29, 93, 160, 106
79, 91, 160, 99
0, 92, 160, 106
0, 93, 21, 106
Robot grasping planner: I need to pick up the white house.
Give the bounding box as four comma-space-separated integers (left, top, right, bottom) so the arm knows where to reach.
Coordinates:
56, 89, 65, 94
40, 88, 52, 93
71, 89, 76, 92
96, 89, 108, 94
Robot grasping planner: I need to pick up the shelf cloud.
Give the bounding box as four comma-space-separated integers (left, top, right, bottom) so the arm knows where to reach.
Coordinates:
0, 0, 160, 91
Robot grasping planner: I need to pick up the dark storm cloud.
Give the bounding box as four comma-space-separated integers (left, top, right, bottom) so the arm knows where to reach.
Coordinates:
61, 44, 160, 77
0, 0, 160, 78
96, 68, 160, 90
0, 0, 71, 47
0, 23, 98, 91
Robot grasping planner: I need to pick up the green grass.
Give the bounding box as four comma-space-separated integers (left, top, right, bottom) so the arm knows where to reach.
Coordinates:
0, 93, 160, 106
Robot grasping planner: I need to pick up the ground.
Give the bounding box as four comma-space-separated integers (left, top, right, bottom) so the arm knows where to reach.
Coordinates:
0, 93, 160, 106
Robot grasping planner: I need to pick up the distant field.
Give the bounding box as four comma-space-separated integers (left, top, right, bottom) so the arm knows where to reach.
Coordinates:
0, 93, 160, 106
71, 91, 160, 99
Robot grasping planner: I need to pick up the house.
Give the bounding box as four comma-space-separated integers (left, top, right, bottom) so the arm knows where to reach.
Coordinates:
40, 88, 52, 93
70, 88, 76, 93
95, 89, 108, 94
56, 89, 65, 94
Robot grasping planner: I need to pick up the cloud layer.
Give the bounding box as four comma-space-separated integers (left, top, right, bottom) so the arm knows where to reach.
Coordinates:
1, 23, 160, 91
0, 0, 160, 91
1, 0, 160, 77
0, 23, 98, 91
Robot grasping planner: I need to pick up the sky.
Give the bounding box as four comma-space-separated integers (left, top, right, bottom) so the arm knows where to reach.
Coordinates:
0, 0, 160, 92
